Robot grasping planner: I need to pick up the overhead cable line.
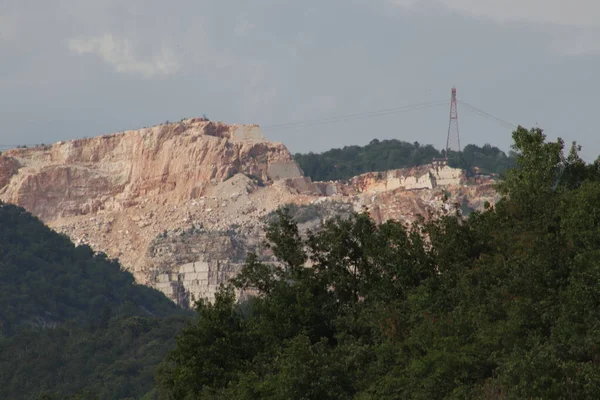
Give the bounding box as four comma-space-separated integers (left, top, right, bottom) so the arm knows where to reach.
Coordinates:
1, 102, 444, 149
458, 100, 518, 130
0, 99, 519, 150
262, 100, 446, 131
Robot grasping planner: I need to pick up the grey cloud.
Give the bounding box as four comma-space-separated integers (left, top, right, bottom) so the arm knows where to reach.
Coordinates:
388, 0, 600, 57
389, 0, 600, 27
0, 14, 16, 43
68, 35, 180, 78
0, 0, 599, 163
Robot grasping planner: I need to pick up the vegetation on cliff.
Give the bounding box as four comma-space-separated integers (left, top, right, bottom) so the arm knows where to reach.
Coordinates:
294, 140, 516, 181
0, 204, 190, 399
158, 127, 600, 399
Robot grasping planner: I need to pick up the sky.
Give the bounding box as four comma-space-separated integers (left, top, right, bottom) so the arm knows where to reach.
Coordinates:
1, 0, 599, 161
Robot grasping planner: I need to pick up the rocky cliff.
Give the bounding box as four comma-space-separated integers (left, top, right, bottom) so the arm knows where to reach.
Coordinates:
0, 119, 499, 306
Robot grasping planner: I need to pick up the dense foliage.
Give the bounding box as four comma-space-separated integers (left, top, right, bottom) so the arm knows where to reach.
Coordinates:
459, 143, 517, 176
158, 127, 600, 399
2, 315, 188, 400
294, 139, 516, 181
0, 204, 190, 399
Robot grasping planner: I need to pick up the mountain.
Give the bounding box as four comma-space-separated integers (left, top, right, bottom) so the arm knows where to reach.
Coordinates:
0, 119, 499, 306
0, 203, 190, 399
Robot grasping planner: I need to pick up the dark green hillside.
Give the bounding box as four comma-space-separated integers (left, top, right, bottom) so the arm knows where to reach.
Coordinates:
0, 204, 181, 335
1, 315, 188, 400
0, 204, 191, 399
294, 139, 516, 181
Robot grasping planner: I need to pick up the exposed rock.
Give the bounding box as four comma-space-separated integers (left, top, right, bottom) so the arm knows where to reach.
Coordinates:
0, 120, 298, 220
315, 164, 466, 195
0, 156, 20, 189
0, 119, 500, 306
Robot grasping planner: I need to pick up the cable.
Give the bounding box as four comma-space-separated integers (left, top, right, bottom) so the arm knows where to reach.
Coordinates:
263, 101, 444, 129
262, 100, 446, 131
459, 100, 516, 129
0, 102, 444, 149
0, 99, 518, 150
458, 100, 518, 130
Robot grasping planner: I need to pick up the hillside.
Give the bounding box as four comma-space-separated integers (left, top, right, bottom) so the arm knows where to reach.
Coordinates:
0, 203, 183, 334
0, 203, 190, 399
294, 139, 516, 181
0, 120, 499, 306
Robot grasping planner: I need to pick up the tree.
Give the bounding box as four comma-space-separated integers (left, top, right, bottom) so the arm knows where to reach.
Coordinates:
157, 126, 600, 399
294, 139, 516, 181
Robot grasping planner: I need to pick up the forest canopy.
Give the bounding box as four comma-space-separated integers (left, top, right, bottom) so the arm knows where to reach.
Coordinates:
294, 139, 516, 181
159, 127, 600, 399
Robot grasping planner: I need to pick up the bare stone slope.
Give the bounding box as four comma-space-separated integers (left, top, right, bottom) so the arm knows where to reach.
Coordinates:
0, 119, 499, 306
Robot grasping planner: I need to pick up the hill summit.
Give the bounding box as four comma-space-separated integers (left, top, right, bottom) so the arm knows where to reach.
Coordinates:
0, 119, 499, 305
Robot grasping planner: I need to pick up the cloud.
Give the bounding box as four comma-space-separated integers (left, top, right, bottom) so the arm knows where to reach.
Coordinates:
0, 15, 17, 43
388, 0, 600, 27
443, 0, 599, 27
551, 28, 600, 56
233, 16, 256, 38
68, 34, 179, 78
387, 0, 600, 56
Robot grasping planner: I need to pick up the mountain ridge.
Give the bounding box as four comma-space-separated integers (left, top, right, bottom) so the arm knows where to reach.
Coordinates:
0, 119, 499, 305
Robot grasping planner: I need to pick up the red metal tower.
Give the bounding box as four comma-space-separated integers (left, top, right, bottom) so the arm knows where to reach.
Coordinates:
446, 87, 461, 158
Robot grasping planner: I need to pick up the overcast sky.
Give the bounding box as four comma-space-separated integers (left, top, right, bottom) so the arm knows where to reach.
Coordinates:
1, 0, 598, 160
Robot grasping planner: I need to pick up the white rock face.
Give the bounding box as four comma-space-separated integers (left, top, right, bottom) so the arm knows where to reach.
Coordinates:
432, 165, 463, 186
267, 162, 304, 180
155, 260, 244, 307
386, 172, 434, 191
337, 165, 464, 194
0, 118, 497, 306
230, 124, 265, 141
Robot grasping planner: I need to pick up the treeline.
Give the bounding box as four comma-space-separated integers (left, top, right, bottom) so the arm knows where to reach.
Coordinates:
157, 127, 600, 399
0, 204, 190, 399
294, 139, 516, 181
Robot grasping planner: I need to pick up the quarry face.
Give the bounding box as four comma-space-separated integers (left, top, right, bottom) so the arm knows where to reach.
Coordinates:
0, 119, 499, 306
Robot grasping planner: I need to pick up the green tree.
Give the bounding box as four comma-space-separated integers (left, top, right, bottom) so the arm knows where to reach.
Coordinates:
294, 139, 515, 181
158, 125, 600, 399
